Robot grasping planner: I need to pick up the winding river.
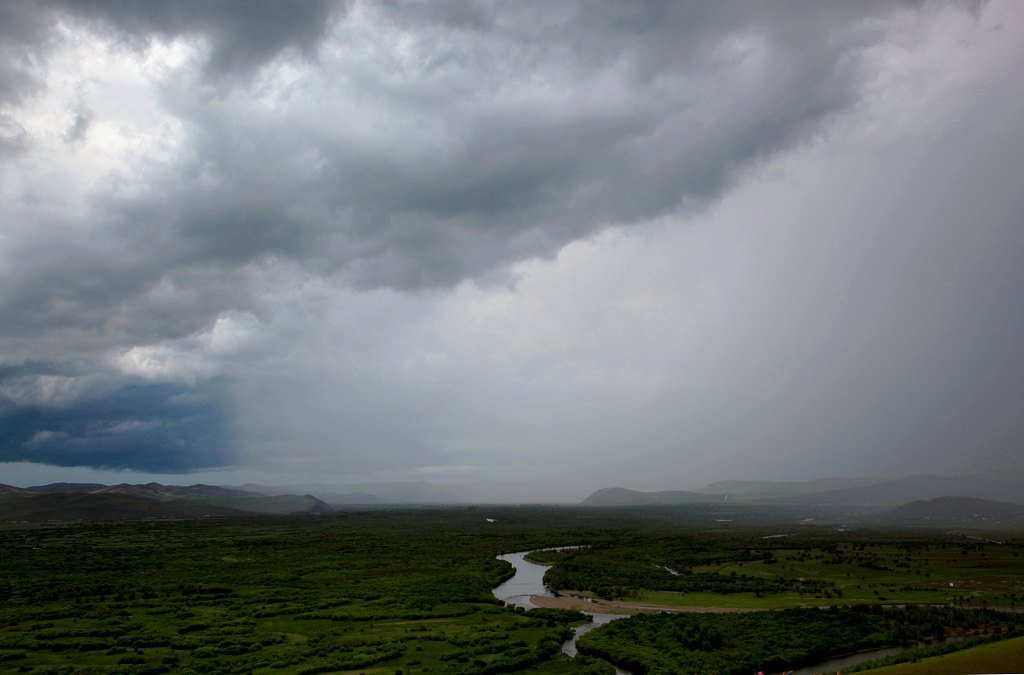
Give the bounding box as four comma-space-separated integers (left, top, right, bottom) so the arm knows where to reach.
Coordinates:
492, 548, 633, 675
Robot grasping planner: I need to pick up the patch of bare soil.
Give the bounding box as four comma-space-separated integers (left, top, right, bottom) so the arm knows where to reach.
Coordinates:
530, 592, 758, 614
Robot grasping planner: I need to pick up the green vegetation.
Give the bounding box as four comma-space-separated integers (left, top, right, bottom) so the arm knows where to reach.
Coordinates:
848, 631, 1024, 672
538, 527, 1024, 608
0, 509, 609, 674
576, 605, 1022, 674
858, 635, 1024, 674
2, 506, 1024, 674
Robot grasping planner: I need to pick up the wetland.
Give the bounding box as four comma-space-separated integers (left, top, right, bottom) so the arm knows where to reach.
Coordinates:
2, 505, 1023, 673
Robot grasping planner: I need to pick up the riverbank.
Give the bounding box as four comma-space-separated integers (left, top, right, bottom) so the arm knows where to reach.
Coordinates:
530, 591, 758, 614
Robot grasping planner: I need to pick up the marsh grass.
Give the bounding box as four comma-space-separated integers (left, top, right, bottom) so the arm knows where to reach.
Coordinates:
3, 508, 1022, 674
0, 509, 602, 674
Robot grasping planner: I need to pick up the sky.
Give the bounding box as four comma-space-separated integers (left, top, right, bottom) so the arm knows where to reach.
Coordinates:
1, 1, 1023, 499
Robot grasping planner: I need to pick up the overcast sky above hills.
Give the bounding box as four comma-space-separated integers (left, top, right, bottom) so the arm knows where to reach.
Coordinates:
1, 1, 1023, 498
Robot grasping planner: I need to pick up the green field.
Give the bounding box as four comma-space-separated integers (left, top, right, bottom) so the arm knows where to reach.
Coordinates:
575, 605, 1022, 674
539, 528, 1024, 610
860, 635, 1024, 674
0, 509, 615, 674
2, 507, 1023, 674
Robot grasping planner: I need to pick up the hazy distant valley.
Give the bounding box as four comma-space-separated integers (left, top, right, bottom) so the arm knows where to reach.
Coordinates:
4, 469, 1024, 528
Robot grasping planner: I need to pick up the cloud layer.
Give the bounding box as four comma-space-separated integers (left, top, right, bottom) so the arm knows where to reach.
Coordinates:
1, 1, 1022, 491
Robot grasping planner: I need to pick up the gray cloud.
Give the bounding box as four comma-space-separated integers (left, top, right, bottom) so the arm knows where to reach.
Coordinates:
51, 0, 344, 80
0, 0, 342, 107
0, 1, 52, 105
0, 113, 27, 156
1, 1, 911, 352
62, 101, 92, 145
2, 0, 1021, 483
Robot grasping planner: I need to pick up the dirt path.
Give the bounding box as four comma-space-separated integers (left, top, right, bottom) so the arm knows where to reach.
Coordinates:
530, 592, 759, 614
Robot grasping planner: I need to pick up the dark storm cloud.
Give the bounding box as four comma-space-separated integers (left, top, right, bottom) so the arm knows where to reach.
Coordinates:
0, 1, 52, 105
0, 0, 342, 106
87, 0, 905, 290
0, 1, 50, 158
0, 368, 235, 472
1, 0, 916, 345
1, 0, 1004, 476
54, 0, 343, 80
0, 229, 260, 354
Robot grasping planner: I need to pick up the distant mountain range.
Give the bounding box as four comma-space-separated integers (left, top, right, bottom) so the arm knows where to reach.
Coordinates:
240, 480, 565, 505
0, 479, 560, 524
0, 491, 248, 522
580, 487, 712, 507
750, 473, 1024, 508
4, 469, 1023, 525
580, 471, 1024, 526
0, 482, 330, 523
693, 477, 880, 499
583, 471, 1024, 506
871, 496, 1024, 527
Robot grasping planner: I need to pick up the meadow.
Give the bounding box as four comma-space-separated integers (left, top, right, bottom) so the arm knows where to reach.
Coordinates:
1, 506, 1022, 674
0, 508, 612, 674
848, 635, 1024, 674
537, 526, 1024, 610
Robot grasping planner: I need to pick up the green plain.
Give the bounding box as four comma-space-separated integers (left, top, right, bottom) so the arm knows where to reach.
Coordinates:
860, 635, 1024, 674
2, 507, 1023, 674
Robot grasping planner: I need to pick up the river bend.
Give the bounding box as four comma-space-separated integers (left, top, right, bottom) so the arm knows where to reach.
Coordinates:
492, 548, 632, 675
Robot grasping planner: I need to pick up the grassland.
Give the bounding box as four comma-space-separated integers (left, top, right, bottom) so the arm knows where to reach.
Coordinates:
2, 506, 1023, 674
575, 605, 1022, 674
0, 508, 617, 674
538, 527, 1024, 610
859, 635, 1024, 674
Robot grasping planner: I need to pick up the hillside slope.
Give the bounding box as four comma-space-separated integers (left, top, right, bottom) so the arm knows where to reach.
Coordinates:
0, 492, 248, 522
581, 487, 720, 506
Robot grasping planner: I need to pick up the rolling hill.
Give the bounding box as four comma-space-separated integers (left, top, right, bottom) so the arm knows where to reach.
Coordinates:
694, 477, 881, 499
92, 483, 332, 514
0, 482, 331, 521
872, 495, 1024, 527
755, 472, 1024, 507
583, 470, 1024, 509
580, 487, 719, 507
0, 492, 248, 523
